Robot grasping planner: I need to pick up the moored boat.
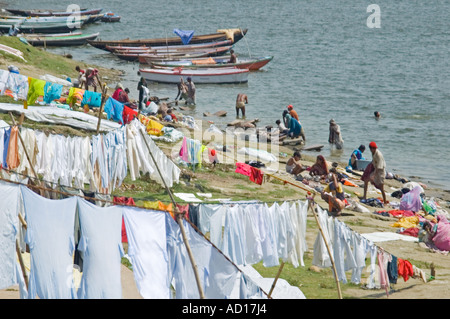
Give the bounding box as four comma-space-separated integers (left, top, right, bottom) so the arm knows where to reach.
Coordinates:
87, 28, 248, 51
23, 32, 100, 46
105, 39, 233, 52
139, 66, 249, 84
5, 8, 102, 17
150, 55, 273, 71
115, 45, 231, 62
0, 21, 84, 34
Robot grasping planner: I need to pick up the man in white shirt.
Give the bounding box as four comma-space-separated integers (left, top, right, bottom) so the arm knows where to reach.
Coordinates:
361, 141, 387, 205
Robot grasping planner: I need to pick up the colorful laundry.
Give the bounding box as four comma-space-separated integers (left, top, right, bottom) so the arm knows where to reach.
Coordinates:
81, 90, 102, 108
43, 81, 63, 104
67, 87, 85, 106
26, 77, 46, 106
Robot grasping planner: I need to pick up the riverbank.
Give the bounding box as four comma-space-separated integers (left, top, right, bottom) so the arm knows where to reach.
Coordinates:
0, 38, 448, 299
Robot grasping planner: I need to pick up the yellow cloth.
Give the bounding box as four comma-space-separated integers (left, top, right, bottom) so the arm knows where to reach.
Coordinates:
146, 119, 164, 136
138, 114, 164, 136
217, 28, 241, 42
142, 201, 174, 218
390, 216, 420, 229
67, 87, 85, 106
26, 77, 46, 105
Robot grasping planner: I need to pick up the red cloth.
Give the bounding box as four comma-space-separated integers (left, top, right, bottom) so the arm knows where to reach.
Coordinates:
249, 166, 264, 185
361, 162, 374, 182
388, 210, 415, 218
235, 162, 252, 177
113, 196, 136, 243
122, 105, 138, 124
397, 258, 414, 282
399, 227, 419, 238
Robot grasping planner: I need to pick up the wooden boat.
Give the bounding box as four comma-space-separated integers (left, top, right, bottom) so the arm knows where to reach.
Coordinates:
105, 39, 233, 52
0, 21, 83, 33
150, 55, 273, 71
87, 28, 248, 51
116, 45, 231, 62
23, 32, 100, 46
139, 67, 249, 84
101, 12, 121, 22
0, 14, 97, 24
111, 44, 232, 55
5, 8, 102, 17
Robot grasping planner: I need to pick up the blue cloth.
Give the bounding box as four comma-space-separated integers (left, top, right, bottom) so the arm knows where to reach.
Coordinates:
76, 198, 124, 299
173, 29, 195, 45
288, 117, 302, 137
348, 149, 365, 167
104, 97, 124, 123
2, 127, 11, 169
43, 81, 63, 104
81, 91, 102, 108
21, 186, 78, 299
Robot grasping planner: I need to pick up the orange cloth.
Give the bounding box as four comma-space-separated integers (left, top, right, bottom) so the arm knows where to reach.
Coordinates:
6, 126, 20, 170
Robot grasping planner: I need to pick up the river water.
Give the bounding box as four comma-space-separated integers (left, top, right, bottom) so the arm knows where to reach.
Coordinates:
4, 0, 450, 190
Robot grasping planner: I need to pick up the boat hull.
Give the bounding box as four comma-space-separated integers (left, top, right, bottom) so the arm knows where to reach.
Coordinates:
24, 32, 100, 46
151, 56, 273, 71
87, 29, 247, 51
139, 67, 249, 84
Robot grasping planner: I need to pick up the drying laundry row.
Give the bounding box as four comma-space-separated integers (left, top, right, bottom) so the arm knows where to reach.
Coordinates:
188, 201, 308, 269
0, 181, 269, 299
0, 118, 181, 192
313, 206, 427, 296
0, 69, 104, 109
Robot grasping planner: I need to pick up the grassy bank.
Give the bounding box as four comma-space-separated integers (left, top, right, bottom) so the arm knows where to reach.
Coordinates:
0, 36, 121, 84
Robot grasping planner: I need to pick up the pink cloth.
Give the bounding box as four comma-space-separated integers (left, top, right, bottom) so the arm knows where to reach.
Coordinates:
377, 250, 391, 297
179, 137, 189, 162
235, 162, 252, 177
432, 222, 450, 251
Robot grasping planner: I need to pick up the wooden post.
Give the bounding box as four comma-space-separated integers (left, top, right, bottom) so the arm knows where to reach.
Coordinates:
16, 239, 28, 289
138, 127, 205, 299
8, 112, 44, 196
96, 94, 108, 135
16, 209, 28, 289
268, 261, 285, 298
307, 196, 342, 299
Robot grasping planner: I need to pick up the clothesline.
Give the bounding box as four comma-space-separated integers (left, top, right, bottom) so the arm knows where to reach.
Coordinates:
0, 177, 272, 299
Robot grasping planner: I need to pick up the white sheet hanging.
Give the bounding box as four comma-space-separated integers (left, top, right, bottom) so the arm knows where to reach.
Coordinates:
0, 181, 21, 290
21, 186, 78, 299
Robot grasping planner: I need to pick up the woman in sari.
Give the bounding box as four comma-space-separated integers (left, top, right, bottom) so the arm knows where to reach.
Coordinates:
309, 155, 329, 177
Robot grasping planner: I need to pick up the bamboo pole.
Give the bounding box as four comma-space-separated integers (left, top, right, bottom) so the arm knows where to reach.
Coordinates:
138, 127, 205, 299
8, 112, 44, 196
94, 74, 107, 135
268, 261, 285, 298
307, 195, 342, 299
16, 238, 28, 289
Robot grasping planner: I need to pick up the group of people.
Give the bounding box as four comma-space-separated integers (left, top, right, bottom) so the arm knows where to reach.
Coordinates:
284, 139, 387, 216
175, 76, 196, 106
271, 104, 306, 143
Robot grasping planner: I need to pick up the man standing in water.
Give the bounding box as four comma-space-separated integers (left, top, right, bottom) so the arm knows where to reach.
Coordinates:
235, 93, 248, 117
328, 119, 344, 149
185, 77, 196, 105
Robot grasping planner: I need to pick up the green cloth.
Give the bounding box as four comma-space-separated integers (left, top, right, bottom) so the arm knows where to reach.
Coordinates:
27, 78, 46, 105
